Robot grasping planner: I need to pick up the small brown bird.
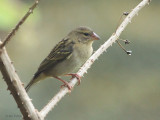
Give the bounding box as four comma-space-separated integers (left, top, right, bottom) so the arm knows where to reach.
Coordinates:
25, 26, 100, 92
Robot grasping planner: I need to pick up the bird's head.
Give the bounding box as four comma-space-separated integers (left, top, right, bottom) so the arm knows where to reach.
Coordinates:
68, 26, 100, 44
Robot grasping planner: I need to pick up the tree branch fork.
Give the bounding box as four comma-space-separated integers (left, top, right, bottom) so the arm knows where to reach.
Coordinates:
0, 0, 151, 119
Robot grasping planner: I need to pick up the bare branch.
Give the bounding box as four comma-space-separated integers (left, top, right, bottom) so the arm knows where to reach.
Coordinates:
0, 0, 42, 119
40, 0, 151, 118
0, 42, 42, 120
0, 0, 40, 48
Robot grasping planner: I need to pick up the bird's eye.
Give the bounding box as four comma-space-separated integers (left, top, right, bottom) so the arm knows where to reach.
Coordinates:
83, 33, 90, 36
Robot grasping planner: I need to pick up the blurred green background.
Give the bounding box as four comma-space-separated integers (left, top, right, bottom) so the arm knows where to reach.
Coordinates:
0, 0, 160, 120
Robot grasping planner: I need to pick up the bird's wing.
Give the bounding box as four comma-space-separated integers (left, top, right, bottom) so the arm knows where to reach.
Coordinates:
34, 38, 75, 78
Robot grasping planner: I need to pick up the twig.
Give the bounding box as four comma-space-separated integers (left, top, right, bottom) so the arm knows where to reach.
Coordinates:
0, 0, 42, 119
0, 42, 42, 120
40, 0, 151, 118
0, 0, 40, 48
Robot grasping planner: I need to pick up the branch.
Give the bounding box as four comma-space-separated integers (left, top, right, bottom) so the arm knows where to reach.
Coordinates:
40, 0, 151, 118
0, 0, 40, 48
0, 41, 42, 120
0, 0, 42, 120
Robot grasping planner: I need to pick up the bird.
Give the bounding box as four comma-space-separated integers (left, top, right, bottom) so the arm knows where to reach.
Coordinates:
25, 26, 100, 92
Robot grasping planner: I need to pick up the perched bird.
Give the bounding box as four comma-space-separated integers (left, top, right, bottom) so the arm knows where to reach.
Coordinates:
25, 26, 100, 92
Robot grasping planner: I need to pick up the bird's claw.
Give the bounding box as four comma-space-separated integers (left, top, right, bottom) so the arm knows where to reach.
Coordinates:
67, 73, 81, 86
60, 82, 72, 91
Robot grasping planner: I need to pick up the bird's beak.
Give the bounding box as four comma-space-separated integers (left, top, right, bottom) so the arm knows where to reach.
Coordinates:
92, 32, 100, 40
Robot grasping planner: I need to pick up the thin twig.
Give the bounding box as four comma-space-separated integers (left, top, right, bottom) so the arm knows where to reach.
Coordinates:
0, 0, 40, 48
40, 0, 151, 118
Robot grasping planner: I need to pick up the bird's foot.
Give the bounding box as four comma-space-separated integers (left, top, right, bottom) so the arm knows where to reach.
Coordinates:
66, 73, 81, 86
60, 82, 72, 91
54, 76, 72, 90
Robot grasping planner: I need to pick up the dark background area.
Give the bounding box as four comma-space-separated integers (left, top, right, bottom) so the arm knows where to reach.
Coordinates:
0, 0, 160, 120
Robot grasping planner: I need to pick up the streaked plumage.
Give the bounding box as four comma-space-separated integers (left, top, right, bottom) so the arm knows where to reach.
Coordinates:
25, 26, 100, 92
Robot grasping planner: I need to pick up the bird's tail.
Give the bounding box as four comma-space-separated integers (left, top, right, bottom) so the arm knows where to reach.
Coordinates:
25, 78, 35, 92
25, 73, 46, 92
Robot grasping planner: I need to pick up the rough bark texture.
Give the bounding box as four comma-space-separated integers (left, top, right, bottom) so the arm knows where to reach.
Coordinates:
0, 44, 42, 120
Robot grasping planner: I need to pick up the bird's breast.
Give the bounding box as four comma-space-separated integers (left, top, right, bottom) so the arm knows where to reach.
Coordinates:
72, 43, 93, 64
